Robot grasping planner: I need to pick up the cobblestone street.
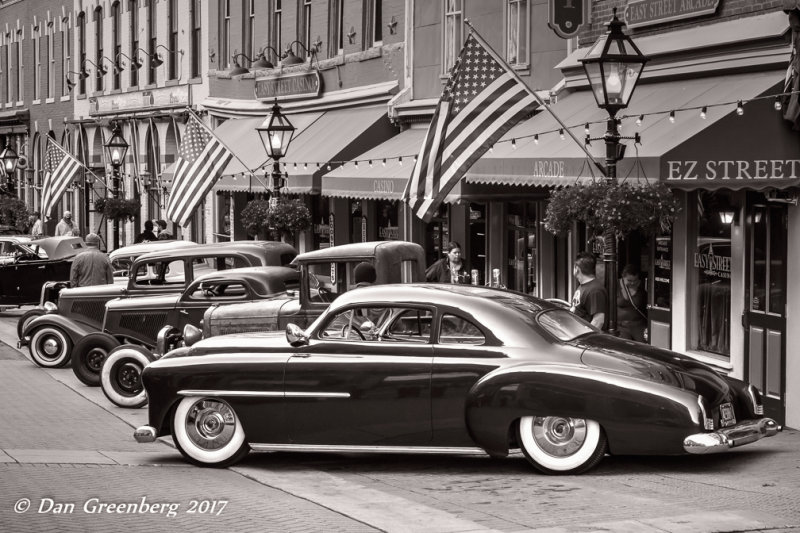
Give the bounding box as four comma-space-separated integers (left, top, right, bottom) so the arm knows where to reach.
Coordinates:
1, 309, 800, 532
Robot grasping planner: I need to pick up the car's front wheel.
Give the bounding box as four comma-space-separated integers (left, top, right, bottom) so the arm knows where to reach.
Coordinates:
72, 333, 121, 386
172, 397, 249, 467
101, 345, 154, 408
29, 326, 72, 368
517, 416, 606, 475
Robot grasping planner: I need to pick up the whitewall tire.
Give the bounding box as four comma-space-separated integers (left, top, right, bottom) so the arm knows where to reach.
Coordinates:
172, 396, 249, 467
101, 345, 154, 408
29, 326, 72, 368
518, 416, 606, 475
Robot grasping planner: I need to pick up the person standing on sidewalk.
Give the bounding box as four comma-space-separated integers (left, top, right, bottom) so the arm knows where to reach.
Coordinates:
29, 211, 43, 237
617, 264, 648, 342
55, 211, 77, 236
570, 251, 607, 330
426, 242, 470, 283
70, 233, 113, 287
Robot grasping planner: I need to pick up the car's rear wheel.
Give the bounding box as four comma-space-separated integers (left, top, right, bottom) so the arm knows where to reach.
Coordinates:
172, 397, 249, 467
101, 345, 154, 408
517, 416, 606, 475
17, 308, 45, 340
29, 326, 72, 368
72, 333, 121, 386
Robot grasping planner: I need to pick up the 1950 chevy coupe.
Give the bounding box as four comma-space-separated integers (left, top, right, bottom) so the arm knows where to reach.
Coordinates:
135, 284, 781, 474
18, 241, 297, 372
100, 265, 299, 408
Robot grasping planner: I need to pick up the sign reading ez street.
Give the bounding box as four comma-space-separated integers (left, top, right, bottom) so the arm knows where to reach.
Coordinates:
624, 0, 720, 29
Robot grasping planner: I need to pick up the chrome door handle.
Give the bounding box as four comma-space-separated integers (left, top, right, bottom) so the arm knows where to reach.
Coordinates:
294, 353, 311, 358
179, 309, 188, 315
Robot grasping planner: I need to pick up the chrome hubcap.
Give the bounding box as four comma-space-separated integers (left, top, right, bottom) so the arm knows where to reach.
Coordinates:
531, 416, 587, 457
186, 400, 236, 450
42, 337, 60, 356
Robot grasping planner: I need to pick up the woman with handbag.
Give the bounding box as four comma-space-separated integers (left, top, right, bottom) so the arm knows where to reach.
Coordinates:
617, 264, 648, 342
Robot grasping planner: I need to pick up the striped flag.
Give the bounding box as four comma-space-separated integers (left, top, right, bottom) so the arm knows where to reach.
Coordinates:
41, 137, 83, 219
166, 113, 233, 227
402, 33, 537, 222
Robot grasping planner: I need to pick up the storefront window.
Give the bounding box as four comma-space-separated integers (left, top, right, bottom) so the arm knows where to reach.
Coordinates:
425, 204, 449, 269
652, 230, 672, 310
469, 203, 486, 283
750, 203, 787, 315
692, 191, 732, 357
350, 200, 365, 243
377, 201, 399, 241
506, 201, 537, 294
312, 196, 331, 250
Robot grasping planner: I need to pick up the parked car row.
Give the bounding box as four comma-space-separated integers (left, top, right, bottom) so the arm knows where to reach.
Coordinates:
10, 237, 782, 474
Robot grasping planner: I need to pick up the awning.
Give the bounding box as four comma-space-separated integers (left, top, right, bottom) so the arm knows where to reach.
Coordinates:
466, 70, 792, 190
280, 105, 397, 194
320, 128, 427, 199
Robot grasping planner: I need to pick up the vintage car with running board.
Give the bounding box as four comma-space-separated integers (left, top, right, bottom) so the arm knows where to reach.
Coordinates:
18, 241, 297, 370
135, 284, 781, 474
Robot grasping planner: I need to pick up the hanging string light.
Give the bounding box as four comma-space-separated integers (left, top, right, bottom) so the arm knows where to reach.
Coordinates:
700, 107, 707, 119
736, 100, 744, 115
584, 123, 590, 135
534, 134, 539, 145
368, 160, 373, 168
669, 110, 676, 123
488, 144, 494, 153
559, 128, 565, 140
636, 114, 643, 126
398, 156, 403, 166
511, 138, 516, 149
775, 96, 783, 111
382, 158, 386, 166
304, 162, 308, 170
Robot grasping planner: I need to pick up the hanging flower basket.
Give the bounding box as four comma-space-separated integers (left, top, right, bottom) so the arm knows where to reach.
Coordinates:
0, 193, 30, 232
95, 198, 140, 222
543, 181, 679, 239
241, 198, 312, 240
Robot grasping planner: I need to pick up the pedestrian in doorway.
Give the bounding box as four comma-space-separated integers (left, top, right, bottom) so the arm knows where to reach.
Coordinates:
617, 264, 648, 342
135, 220, 157, 243
70, 233, 113, 287
30, 211, 43, 238
426, 241, 469, 283
55, 211, 77, 236
570, 251, 607, 330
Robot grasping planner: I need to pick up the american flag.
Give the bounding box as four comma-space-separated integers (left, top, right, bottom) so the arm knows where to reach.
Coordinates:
41, 137, 83, 219
402, 33, 537, 222
166, 113, 233, 227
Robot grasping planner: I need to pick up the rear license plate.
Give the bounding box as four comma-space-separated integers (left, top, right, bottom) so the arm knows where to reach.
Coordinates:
719, 402, 736, 427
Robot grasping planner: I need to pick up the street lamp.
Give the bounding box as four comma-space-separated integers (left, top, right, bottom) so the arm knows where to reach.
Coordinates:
580, 8, 647, 336
0, 141, 19, 191
104, 121, 129, 250
256, 100, 296, 205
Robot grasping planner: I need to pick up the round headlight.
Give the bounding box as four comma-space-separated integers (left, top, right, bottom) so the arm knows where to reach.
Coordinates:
43, 301, 58, 313
183, 324, 202, 347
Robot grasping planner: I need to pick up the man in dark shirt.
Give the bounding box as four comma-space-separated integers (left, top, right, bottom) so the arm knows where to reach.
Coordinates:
70, 233, 114, 287
570, 251, 607, 330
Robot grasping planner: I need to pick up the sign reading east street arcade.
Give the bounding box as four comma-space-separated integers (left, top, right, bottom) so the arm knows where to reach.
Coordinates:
624, 0, 721, 29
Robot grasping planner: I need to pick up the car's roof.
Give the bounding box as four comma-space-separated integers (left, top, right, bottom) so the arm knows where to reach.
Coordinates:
109, 239, 197, 259
134, 241, 297, 263
293, 241, 420, 263
29, 236, 87, 259
192, 265, 299, 286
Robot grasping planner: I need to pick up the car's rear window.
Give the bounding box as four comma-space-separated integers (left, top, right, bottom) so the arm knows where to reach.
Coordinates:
537, 309, 595, 342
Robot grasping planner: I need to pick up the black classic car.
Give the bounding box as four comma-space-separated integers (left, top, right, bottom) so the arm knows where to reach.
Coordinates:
18, 241, 297, 373
100, 266, 300, 408
0, 236, 86, 307
135, 284, 780, 473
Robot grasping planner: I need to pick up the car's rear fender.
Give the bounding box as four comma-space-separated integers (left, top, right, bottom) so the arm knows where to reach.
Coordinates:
465, 364, 704, 456
22, 313, 98, 345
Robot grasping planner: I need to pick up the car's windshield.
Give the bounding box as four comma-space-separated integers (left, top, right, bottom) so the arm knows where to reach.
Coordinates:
537, 309, 596, 342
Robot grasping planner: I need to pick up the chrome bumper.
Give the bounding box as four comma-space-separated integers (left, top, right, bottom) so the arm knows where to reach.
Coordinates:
683, 418, 781, 454
17, 337, 29, 348
134, 425, 158, 443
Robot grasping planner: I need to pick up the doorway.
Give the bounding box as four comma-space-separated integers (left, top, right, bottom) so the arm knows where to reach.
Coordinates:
745, 194, 787, 424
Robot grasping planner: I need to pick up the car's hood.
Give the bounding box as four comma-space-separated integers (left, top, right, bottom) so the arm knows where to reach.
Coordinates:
60, 284, 126, 298
188, 331, 289, 356
106, 293, 180, 311
578, 333, 730, 402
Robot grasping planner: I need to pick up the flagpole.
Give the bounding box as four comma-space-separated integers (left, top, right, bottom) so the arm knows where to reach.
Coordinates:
463, 19, 607, 177
184, 107, 270, 190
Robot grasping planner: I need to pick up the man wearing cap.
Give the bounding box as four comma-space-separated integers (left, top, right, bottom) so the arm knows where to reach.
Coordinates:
55, 211, 77, 236
70, 233, 113, 287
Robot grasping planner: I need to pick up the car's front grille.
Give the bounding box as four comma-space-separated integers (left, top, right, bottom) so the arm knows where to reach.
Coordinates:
119, 312, 169, 344
69, 299, 107, 325
211, 322, 279, 336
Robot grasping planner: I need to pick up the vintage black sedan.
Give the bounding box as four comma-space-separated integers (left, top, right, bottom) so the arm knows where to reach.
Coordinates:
135, 284, 780, 474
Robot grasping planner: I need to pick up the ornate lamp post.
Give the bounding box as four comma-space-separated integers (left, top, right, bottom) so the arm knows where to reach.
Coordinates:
0, 141, 19, 192
104, 121, 129, 250
256, 100, 296, 206
579, 8, 647, 336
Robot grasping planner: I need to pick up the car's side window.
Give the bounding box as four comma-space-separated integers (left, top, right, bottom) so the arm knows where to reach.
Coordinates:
189, 281, 248, 300
439, 314, 485, 345
319, 306, 430, 343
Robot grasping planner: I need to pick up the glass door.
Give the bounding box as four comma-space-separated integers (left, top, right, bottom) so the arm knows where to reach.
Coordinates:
648, 229, 672, 349
745, 194, 787, 424
505, 201, 538, 295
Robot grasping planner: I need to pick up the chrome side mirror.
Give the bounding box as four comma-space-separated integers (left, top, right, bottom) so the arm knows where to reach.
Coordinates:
286, 323, 308, 347
183, 324, 202, 346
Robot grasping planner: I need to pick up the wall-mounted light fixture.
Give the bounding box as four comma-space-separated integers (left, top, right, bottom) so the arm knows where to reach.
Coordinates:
82, 58, 108, 78
65, 70, 89, 91
719, 209, 736, 225
282, 41, 319, 66
115, 51, 143, 73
